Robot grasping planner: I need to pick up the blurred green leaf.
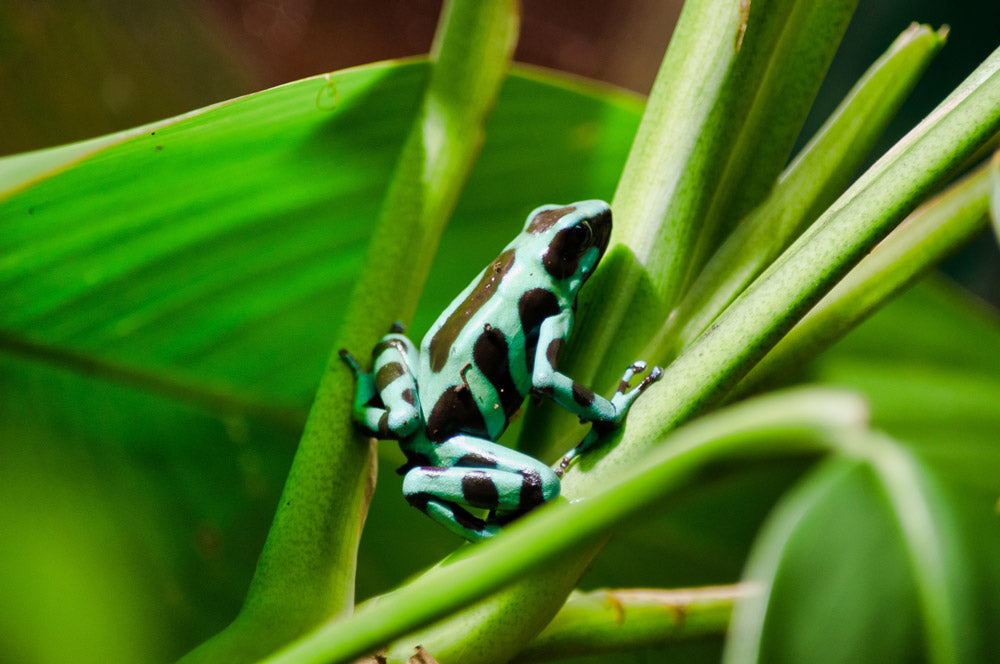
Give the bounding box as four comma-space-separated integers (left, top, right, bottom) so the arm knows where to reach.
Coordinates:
726, 459, 923, 664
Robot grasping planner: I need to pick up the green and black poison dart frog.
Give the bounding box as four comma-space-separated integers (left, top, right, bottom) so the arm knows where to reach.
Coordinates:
340, 201, 662, 540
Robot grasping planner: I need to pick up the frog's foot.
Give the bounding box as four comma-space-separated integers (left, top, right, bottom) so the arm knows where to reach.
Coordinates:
555, 362, 663, 477
339, 333, 422, 439
609, 360, 663, 422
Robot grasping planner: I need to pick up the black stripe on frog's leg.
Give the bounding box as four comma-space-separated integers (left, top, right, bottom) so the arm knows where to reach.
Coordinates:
375, 362, 405, 392
428, 248, 517, 372
455, 451, 499, 468
518, 468, 545, 510
571, 382, 596, 407
518, 288, 561, 375
406, 491, 490, 535
546, 338, 562, 369
526, 205, 576, 234
473, 324, 524, 422
377, 411, 391, 437
461, 470, 500, 508
373, 337, 409, 360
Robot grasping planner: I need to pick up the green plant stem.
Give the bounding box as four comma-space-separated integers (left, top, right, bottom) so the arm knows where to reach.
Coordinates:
577, 43, 1000, 488
684, 0, 858, 278
990, 148, 1000, 239
651, 23, 945, 362
735, 160, 992, 396
519, 0, 859, 458
257, 388, 868, 664
562, 0, 856, 392
515, 584, 754, 662
178, 2, 519, 662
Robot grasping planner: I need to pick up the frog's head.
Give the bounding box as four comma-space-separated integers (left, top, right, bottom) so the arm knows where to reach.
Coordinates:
522, 200, 612, 291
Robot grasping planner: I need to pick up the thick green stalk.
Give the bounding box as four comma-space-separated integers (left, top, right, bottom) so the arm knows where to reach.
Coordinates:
684, 0, 858, 278
258, 388, 868, 664
990, 148, 1000, 237
520, 0, 859, 457
575, 43, 1000, 488
651, 24, 946, 362
565, 0, 856, 390
178, 2, 519, 662
516, 584, 752, 662
736, 161, 992, 395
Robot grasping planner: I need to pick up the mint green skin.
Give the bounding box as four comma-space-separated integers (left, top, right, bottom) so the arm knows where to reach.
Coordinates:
341, 201, 662, 540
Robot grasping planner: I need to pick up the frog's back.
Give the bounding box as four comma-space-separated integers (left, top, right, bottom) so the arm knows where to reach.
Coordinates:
417, 254, 564, 442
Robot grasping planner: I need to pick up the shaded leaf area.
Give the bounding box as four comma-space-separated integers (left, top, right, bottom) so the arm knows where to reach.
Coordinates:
732, 280, 1000, 664
0, 61, 640, 661
0, 350, 299, 661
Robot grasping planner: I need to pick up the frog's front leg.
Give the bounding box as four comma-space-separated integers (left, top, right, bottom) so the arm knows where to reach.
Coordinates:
339, 325, 421, 439
531, 312, 662, 426
402, 437, 560, 541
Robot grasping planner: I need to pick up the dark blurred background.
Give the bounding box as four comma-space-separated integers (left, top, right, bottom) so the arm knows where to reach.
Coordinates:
1, 0, 996, 300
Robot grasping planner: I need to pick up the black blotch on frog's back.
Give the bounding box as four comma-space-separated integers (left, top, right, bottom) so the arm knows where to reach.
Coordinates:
473, 324, 524, 422
517, 288, 561, 375
426, 383, 487, 442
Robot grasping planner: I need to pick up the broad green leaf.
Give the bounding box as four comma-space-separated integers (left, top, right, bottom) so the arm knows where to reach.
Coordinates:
0, 62, 640, 409
806, 280, 1000, 659
726, 441, 975, 664
726, 460, 922, 664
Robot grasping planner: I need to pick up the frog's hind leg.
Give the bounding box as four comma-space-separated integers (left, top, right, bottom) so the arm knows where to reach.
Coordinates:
402, 437, 560, 540
339, 328, 421, 439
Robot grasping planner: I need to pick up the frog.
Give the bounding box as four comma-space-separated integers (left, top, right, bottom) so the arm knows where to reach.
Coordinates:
339, 200, 662, 540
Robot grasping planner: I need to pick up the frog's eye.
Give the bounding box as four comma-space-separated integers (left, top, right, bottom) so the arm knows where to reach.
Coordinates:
564, 222, 593, 255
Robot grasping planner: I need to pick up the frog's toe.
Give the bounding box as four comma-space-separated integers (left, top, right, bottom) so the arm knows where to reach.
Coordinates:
339, 348, 362, 373
640, 366, 664, 390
